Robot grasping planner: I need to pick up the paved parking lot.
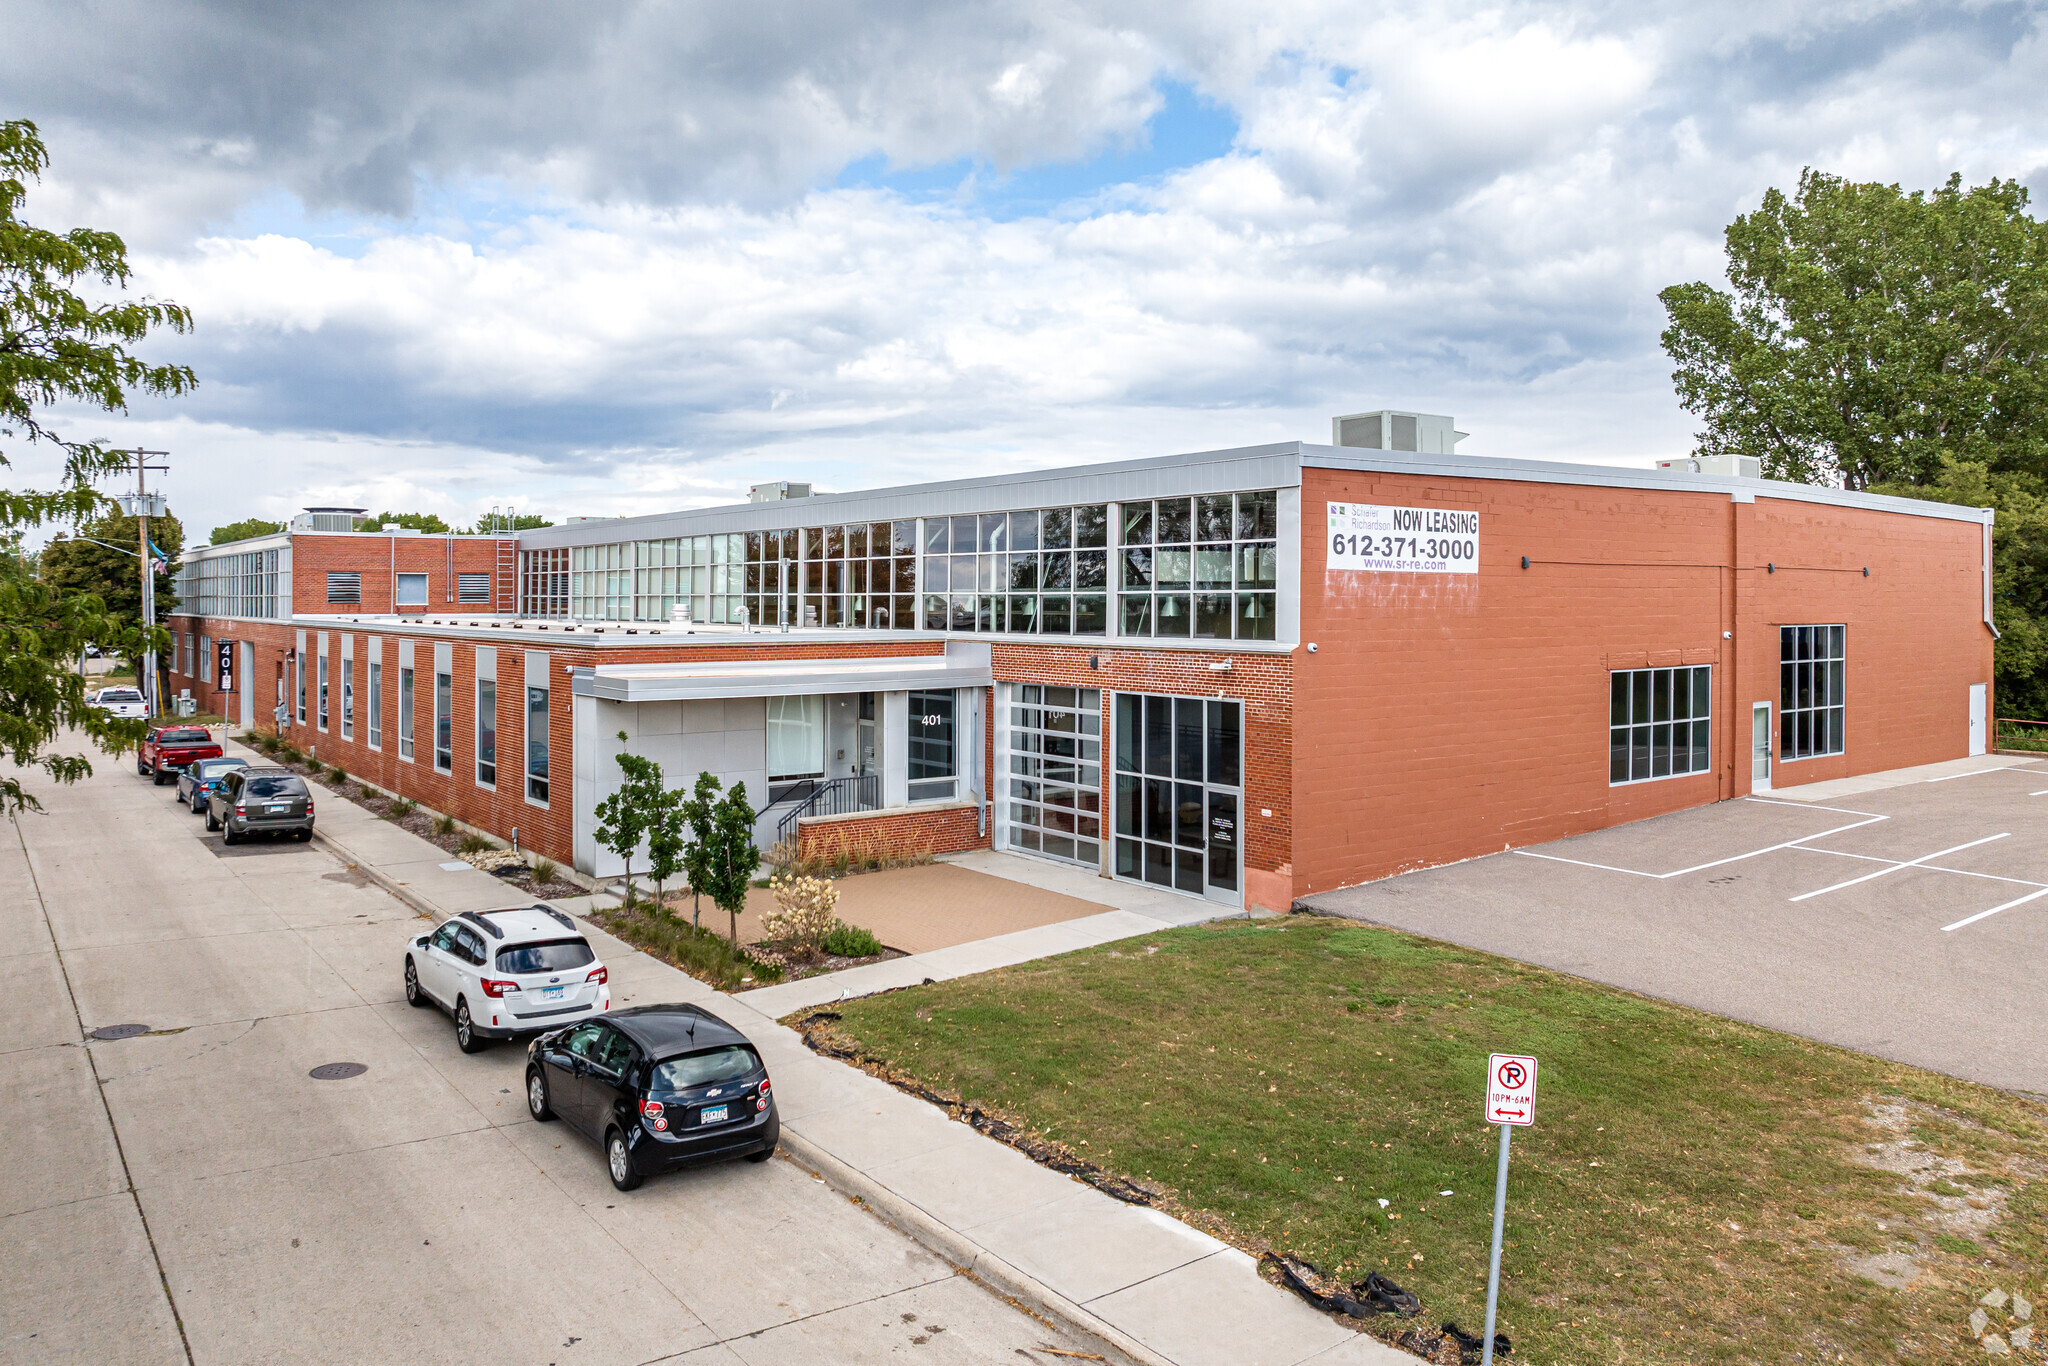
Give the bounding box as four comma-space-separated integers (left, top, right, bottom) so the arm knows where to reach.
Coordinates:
1, 757, 1109, 1365
1303, 756, 2048, 1097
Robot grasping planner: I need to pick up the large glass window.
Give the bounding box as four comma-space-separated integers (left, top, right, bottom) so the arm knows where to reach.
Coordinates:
1112, 693, 1241, 899
1004, 685, 1101, 868
923, 504, 1110, 636
526, 685, 549, 804
1781, 625, 1846, 760
1121, 492, 1276, 641
398, 667, 415, 760
520, 548, 569, 617
570, 533, 750, 624
477, 678, 497, 787
368, 662, 382, 749
766, 695, 824, 783
1609, 666, 1712, 784
433, 670, 452, 772
908, 690, 958, 802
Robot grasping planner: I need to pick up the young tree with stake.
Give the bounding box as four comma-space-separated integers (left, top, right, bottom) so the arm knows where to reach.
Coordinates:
592, 732, 661, 906
680, 770, 722, 931
707, 781, 757, 945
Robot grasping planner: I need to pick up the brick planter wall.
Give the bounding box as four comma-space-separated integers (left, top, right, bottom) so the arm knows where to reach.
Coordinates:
793, 801, 986, 864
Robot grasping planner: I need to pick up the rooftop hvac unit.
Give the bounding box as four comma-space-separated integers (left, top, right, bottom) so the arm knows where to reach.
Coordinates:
1653, 456, 1763, 479
1332, 411, 1467, 454
749, 480, 813, 502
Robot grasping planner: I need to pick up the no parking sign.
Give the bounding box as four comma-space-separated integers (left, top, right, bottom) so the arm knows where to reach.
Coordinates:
1486, 1054, 1537, 1126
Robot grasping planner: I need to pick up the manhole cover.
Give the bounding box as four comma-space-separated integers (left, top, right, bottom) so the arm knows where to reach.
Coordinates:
89, 1024, 151, 1041
308, 1062, 369, 1081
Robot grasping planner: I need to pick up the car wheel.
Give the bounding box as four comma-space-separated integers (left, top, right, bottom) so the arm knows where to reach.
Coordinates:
137, 758, 148, 776
204, 807, 220, 832
455, 998, 489, 1054
296, 828, 313, 842
404, 958, 429, 1008
606, 1129, 643, 1190
746, 1143, 776, 1163
151, 766, 168, 786
222, 824, 240, 845
527, 1068, 555, 1122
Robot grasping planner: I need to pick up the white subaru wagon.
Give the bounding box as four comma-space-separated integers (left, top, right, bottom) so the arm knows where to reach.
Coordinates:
404, 906, 612, 1053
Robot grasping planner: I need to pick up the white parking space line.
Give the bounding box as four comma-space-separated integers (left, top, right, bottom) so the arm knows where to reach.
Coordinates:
1514, 800, 1888, 880
1944, 886, 2048, 933
1925, 769, 2012, 782
1788, 833, 2011, 903
1791, 845, 2048, 890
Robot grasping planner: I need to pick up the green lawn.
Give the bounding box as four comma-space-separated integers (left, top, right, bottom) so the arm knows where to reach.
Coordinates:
819, 917, 2048, 1364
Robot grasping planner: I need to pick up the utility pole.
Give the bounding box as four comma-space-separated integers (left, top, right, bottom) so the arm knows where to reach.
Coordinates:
115, 450, 170, 716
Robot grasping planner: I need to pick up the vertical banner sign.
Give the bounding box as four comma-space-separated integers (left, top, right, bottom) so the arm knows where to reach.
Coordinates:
217, 639, 236, 693
1326, 502, 1479, 574
1479, 1053, 1537, 1366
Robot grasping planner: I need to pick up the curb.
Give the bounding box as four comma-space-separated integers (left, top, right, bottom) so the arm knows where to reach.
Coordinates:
311, 826, 444, 921
776, 1126, 1174, 1366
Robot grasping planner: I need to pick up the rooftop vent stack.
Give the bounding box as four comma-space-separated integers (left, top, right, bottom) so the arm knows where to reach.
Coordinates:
1331, 411, 1466, 454
1653, 455, 1763, 479
748, 480, 813, 503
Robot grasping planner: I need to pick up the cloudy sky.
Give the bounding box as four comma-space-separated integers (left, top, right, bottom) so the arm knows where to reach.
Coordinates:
8, 0, 2047, 540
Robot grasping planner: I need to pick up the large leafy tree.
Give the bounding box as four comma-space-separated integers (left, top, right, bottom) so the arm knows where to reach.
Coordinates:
210, 517, 281, 545
1661, 169, 2048, 716
0, 119, 195, 816
41, 507, 184, 638
370, 510, 452, 534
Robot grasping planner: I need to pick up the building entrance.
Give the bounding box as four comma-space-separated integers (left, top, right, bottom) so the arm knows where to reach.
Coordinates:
1112, 693, 1242, 904
997, 684, 1103, 869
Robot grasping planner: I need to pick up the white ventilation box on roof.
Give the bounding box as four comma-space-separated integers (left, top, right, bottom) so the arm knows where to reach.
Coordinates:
1654, 455, 1762, 479
1332, 411, 1466, 454
749, 481, 813, 502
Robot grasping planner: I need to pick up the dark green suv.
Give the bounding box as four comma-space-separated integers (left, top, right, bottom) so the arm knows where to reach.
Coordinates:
206, 767, 315, 844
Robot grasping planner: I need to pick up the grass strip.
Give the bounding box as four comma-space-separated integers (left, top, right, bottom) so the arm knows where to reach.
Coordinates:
823, 916, 2048, 1364
591, 901, 783, 993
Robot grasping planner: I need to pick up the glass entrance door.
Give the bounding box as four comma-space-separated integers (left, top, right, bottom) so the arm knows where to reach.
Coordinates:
1751, 702, 1772, 793
1112, 694, 1241, 904
999, 685, 1103, 868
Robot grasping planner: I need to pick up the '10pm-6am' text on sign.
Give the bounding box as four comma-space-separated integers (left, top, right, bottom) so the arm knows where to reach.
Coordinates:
1326, 502, 1479, 574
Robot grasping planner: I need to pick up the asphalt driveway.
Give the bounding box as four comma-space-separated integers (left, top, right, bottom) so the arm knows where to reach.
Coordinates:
1302, 756, 2048, 1097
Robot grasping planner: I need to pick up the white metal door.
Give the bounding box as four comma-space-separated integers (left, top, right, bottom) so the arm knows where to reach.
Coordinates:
1750, 703, 1772, 793
240, 643, 255, 730
1969, 684, 1987, 757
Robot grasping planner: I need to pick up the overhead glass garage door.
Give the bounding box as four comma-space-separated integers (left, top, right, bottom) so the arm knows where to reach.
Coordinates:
1112, 694, 1241, 904
1001, 685, 1102, 869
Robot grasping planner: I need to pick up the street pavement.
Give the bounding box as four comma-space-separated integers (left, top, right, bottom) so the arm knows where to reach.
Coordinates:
0, 750, 1117, 1365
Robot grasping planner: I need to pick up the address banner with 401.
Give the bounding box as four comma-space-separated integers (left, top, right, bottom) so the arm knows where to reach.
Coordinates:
1326, 502, 1480, 574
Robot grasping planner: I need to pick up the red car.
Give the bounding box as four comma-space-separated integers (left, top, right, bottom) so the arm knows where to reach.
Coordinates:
139, 726, 223, 786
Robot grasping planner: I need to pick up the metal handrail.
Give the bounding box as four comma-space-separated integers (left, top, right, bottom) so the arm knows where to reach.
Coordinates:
775, 773, 882, 846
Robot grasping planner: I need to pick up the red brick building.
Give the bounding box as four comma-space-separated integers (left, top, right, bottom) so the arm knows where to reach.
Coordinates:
168, 425, 1996, 911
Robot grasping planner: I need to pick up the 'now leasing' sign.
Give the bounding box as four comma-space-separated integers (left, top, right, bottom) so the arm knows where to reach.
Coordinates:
1326, 502, 1480, 574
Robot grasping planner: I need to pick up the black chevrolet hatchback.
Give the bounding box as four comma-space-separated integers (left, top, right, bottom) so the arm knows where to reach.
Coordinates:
526, 1004, 778, 1190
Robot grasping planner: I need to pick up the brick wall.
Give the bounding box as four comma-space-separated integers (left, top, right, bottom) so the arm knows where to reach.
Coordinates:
794, 801, 984, 863
290, 533, 510, 616
1292, 467, 1993, 898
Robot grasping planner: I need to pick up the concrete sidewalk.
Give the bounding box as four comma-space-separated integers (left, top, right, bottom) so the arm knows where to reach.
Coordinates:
294, 754, 1405, 1366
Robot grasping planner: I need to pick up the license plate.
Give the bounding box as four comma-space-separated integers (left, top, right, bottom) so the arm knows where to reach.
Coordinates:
268, 804, 288, 813
540, 986, 566, 1001
700, 1105, 729, 1125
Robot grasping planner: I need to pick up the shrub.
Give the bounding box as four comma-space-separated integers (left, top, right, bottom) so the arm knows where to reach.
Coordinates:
278, 744, 302, 765
821, 921, 883, 958
387, 796, 416, 819
456, 832, 494, 854
762, 873, 839, 957
328, 764, 348, 786
531, 856, 560, 885
596, 903, 781, 992
434, 812, 457, 837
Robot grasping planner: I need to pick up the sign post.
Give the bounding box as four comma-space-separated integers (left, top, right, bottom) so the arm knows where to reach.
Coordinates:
1481, 1053, 1537, 1366
217, 639, 236, 695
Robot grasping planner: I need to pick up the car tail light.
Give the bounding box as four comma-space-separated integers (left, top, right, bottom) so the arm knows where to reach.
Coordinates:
757, 1078, 772, 1112
480, 978, 521, 998
640, 1100, 667, 1131
235, 804, 246, 815
586, 966, 608, 985
306, 799, 314, 814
